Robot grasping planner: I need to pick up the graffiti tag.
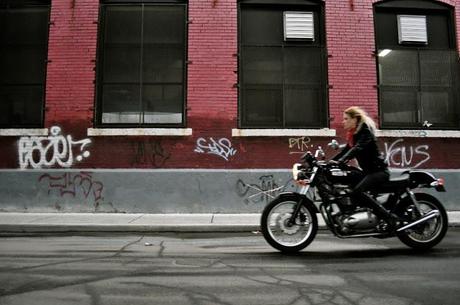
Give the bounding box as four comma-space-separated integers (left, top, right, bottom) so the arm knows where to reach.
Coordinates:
19, 126, 91, 169
289, 136, 311, 154
39, 172, 104, 206
236, 175, 295, 205
384, 139, 430, 168
194, 137, 237, 161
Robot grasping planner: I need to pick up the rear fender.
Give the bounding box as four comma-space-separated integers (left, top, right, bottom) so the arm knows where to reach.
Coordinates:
403, 170, 446, 192
275, 192, 319, 213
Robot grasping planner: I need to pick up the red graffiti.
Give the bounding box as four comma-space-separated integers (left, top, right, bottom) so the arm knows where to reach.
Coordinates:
38, 172, 104, 203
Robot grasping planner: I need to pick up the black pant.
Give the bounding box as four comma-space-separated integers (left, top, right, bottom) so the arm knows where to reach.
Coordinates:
354, 170, 389, 193
351, 170, 391, 219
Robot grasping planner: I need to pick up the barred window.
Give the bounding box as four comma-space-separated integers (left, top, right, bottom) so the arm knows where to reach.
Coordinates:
0, 0, 50, 128
374, 0, 459, 129
238, 0, 328, 128
96, 1, 187, 127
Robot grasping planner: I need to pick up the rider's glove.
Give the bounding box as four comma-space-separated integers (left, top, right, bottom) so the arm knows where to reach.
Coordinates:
328, 160, 342, 166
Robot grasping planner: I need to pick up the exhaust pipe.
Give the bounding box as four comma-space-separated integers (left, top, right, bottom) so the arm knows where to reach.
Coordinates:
397, 210, 440, 232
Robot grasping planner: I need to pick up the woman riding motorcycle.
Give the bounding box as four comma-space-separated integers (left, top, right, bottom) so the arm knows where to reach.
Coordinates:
331, 106, 400, 229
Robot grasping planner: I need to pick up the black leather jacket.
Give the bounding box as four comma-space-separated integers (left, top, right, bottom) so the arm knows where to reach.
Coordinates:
333, 123, 388, 174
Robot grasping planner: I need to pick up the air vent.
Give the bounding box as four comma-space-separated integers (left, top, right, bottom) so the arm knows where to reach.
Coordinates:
284, 11, 314, 40
398, 15, 428, 44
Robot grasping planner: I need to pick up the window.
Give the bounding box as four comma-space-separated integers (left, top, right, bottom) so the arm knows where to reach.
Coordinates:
96, 1, 187, 127
0, 0, 50, 128
238, 0, 327, 128
374, 0, 459, 129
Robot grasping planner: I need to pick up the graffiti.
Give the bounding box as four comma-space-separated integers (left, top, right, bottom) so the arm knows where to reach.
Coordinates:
194, 137, 237, 161
384, 139, 430, 168
236, 175, 295, 205
289, 136, 311, 154
379, 130, 428, 137
18, 126, 91, 169
38, 172, 105, 209
133, 140, 170, 167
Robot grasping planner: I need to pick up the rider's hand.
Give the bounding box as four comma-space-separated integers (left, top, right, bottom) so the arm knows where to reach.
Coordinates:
327, 160, 340, 166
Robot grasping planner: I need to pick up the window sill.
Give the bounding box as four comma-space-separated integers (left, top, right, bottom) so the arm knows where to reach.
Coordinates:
0, 128, 48, 136
87, 128, 193, 137
232, 128, 336, 137
375, 129, 460, 138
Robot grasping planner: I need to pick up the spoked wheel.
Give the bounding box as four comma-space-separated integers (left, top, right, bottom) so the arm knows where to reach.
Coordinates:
396, 193, 448, 250
261, 196, 318, 253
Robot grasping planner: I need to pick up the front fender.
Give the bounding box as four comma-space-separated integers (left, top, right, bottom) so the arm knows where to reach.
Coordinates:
275, 192, 319, 213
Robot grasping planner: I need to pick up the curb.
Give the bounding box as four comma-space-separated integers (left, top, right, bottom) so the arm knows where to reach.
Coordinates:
0, 212, 458, 233
0, 224, 260, 233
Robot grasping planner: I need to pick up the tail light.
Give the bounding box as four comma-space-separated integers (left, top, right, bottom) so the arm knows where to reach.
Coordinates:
431, 177, 446, 192
437, 178, 445, 186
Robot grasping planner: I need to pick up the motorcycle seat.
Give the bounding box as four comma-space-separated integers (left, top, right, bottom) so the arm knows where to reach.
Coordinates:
380, 174, 411, 191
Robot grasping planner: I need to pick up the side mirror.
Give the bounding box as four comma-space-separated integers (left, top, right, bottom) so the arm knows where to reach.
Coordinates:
328, 139, 339, 150
328, 139, 346, 150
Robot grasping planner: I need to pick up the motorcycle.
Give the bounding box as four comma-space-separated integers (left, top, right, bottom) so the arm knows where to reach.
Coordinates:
261, 140, 448, 253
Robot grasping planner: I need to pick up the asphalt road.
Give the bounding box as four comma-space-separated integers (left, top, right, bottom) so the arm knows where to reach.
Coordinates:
0, 229, 459, 305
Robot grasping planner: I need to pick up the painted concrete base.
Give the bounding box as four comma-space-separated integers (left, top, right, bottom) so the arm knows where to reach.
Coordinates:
0, 169, 458, 213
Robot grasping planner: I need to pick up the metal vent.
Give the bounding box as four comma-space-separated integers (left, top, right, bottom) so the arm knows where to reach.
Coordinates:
284, 11, 314, 40
398, 15, 428, 44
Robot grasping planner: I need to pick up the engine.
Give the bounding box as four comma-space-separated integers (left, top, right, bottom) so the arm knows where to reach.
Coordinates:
339, 210, 379, 234
332, 184, 354, 211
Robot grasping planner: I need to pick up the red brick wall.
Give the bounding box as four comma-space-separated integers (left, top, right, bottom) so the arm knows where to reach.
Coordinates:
1, 0, 459, 170
45, 0, 98, 135
188, 0, 238, 133
326, 0, 379, 132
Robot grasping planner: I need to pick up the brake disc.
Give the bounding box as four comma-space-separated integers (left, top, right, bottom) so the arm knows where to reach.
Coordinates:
276, 214, 299, 235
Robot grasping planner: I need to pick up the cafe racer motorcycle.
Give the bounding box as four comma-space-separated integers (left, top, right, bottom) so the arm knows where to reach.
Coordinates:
261, 141, 448, 253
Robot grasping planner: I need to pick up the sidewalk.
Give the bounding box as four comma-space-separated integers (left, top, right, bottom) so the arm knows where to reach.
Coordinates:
0, 212, 459, 233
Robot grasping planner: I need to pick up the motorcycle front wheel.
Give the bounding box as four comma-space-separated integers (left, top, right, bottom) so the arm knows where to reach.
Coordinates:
396, 193, 448, 250
261, 196, 318, 253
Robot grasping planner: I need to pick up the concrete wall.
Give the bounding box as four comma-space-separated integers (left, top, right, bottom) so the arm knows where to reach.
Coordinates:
0, 169, 457, 213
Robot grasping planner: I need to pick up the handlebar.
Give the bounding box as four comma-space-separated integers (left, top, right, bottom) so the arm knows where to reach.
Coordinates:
300, 140, 347, 166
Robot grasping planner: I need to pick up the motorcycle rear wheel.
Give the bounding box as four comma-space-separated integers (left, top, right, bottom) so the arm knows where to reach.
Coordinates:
396, 193, 448, 250
261, 196, 318, 253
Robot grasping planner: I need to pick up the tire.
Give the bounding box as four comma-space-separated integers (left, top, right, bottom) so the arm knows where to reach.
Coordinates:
261, 195, 318, 253
396, 193, 448, 250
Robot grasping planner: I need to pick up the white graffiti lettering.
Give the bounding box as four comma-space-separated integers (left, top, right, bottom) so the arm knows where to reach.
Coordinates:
194, 137, 237, 161
19, 126, 92, 169
384, 139, 430, 169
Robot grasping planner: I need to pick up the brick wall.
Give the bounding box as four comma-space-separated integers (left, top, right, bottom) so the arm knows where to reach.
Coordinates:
45, 0, 98, 134
326, 0, 379, 132
1, 0, 459, 170
188, 0, 238, 134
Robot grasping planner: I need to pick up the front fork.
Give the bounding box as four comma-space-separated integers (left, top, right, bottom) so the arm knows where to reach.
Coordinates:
287, 167, 317, 226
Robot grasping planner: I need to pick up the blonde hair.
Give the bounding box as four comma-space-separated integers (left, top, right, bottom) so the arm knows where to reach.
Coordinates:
344, 106, 376, 134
